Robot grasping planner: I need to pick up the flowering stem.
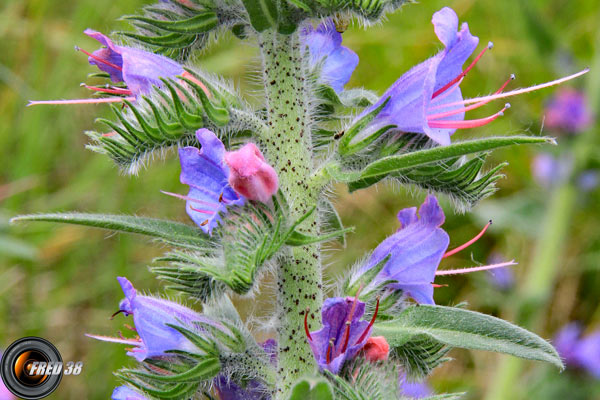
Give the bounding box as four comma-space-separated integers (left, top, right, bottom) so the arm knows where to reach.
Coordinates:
259, 30, 322, 397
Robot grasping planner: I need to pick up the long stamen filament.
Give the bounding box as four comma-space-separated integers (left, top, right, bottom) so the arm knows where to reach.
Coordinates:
338, 286, 363, 354
436, 260, 517, 276
27, 96, 136, 106
427, 75, 515, 121
443, 220, 492, 258
83, 84, 132, 96
432, 42, 493, 99
428, 104, 510, 129
441, 69, 589, 108
355, 297, 380, 345
75, 46, 123, 72
340, 321, 352, 354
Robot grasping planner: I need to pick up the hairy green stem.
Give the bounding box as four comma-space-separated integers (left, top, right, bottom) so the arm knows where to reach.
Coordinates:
258, 30, 322, 396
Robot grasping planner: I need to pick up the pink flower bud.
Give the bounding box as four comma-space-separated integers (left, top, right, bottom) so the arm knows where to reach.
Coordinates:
224, 143, 278, 203
362, 336, 390, 362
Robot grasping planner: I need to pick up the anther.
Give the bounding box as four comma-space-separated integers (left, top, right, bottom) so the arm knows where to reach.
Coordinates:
443, 220, 492, 259
326, 338, 335, 364
110, 309, 128, 320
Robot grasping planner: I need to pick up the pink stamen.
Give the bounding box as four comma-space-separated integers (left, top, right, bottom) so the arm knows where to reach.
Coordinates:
180, 71, 211, 98
304, 307, 313, 341
355, 297, 379, 345
431, 283, 448, 288
443, 220, 492, 259
427, 75, 515, 121
102, 131, 118, 137
338, 286, 363, 354
428, 103, 510, 129
27, 96, 136, 106
432, 42, 493, 99
75, 46, 123, 72
441, 69, 589, 108
83, 84, 133, 96
326, 339, 335, 364
189, 206, 216, 215
435, 260, 517, 276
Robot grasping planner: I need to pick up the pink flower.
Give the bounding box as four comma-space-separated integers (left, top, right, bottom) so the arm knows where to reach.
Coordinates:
362, 336, 390, 362
224, 143, 278, 203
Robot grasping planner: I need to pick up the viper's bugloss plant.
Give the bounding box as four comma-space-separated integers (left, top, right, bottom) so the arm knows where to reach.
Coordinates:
18, 1, 590, 399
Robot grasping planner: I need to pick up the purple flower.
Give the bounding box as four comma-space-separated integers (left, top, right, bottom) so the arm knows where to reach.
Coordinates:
112, 386, 149, 400
83, 29, 184, 97
215, 377, 269, 400
307, 296, 376, 374
544, 88, 593, 134
555, 323, 600, 378
301, 19, 359, 93
531, 153, 572, 188
354, 7, 587, 146
88, 277, 218, 361
357, 195, 450, 305
398, 373, 433, 399
167, 129, 246, 234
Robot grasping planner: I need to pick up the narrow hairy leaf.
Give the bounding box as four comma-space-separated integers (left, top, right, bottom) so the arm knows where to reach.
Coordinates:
347, 136, 553, 188
10, 213, 211, 249
242, 0, 279, 32
373, 305, 563, 369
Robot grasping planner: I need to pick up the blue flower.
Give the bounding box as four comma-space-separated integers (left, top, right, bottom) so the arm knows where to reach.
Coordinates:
301, 19, 359, 93
545, 88, 593, 134
171, 129, 246, 234
83, 29, 184, 97
358, 195, 450, 305
354, 7, 587, 146
88, 277, 220, 361
307, 296, 376, 374
398, 373, 432, 399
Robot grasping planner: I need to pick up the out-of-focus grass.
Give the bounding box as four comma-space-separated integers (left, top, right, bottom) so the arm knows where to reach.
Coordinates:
1, 0, 599, 399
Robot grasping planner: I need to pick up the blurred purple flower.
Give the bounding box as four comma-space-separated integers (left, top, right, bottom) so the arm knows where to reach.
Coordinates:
166, 129, 246, 234
398, 373, 433, 399
555, 323, 600, 378
486, 253, 515, 290
357, 195, 450, 304
301, 19, 359, 93
112, 386, 149, 400
544, 88, 593, 134
531, 153, 572, 188
88, 277, 219, 361
577, 170, 599, 192
307, 296, 376, 374
355, 7, 587, 146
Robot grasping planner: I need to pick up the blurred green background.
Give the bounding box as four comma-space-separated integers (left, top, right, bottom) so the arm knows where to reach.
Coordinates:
1, 0, 599, 398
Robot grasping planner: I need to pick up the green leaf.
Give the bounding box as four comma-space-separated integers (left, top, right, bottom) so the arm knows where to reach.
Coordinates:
345, 136, 553, 188
242, 0, 279, 32
289, 379, 334, 400
127, 357, 220, 383
10, 213, 212, 249
124, 12, 218, 34
321, 199, 347, 246
373, 305, 564, 369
